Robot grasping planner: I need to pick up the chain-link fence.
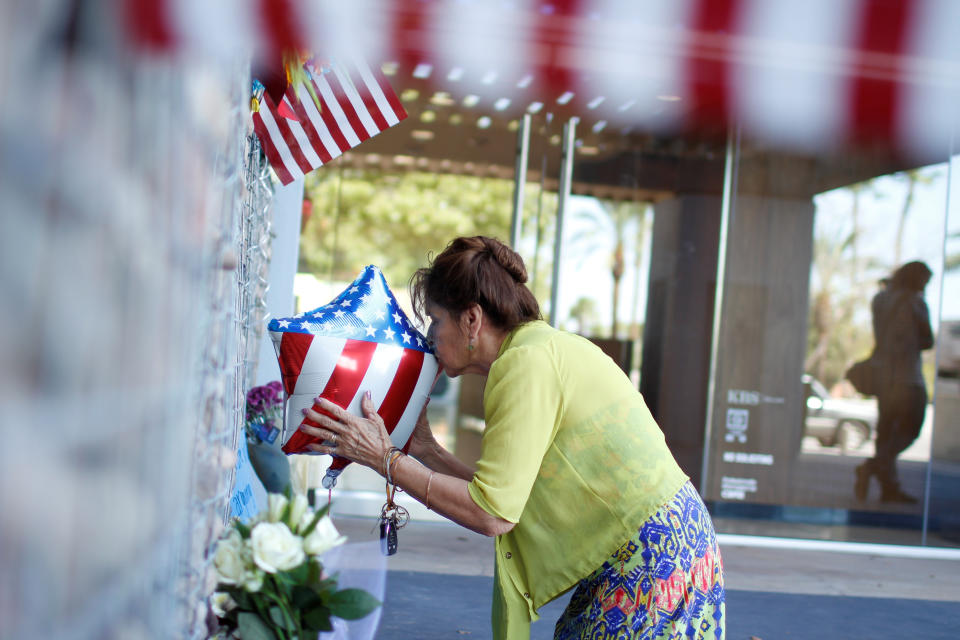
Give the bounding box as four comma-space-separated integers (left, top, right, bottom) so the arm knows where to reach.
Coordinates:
0, 3, 274, 637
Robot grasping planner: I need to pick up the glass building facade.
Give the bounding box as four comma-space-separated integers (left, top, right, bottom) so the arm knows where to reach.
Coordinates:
650, 137, 960, 547
290, 7, 960, 548
314, 110, 959, 548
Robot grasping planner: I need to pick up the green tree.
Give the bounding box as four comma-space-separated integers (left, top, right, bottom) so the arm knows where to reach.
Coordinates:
301, 167, 514, 288
568, 296, 598, 335
893, 168, 939, 267
627, 203, 653, 340
805, 201, 884, 389
300, 165, 557, 313
947, 230, 960, 271
572, 200, 649, 337
806, 173, 923, 391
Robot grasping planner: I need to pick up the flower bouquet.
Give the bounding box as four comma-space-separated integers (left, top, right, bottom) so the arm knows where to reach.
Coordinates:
209, 491, 380, 639
245, 381, 284, 445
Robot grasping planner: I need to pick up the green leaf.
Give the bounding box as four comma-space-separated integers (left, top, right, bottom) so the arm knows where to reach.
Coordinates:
307, 560, 322, 584
314, 502, 331, 519
292, 586, 321, 609
235, 521, 251, 539
300, 502, 330, 538
313, 573, 339, 600
272, 571, 293, 585
236, 612, 276, 640
304, 606, 334, 631
231, 589, 252, 611
284, 561, 309, 584
268, 605, 295, 631
328, 588, 381, 620
266, 575, 293, 601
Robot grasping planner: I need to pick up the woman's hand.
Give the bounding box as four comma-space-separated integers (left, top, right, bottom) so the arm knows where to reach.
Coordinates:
408, 401, 439, 460
299, 392, 392, 474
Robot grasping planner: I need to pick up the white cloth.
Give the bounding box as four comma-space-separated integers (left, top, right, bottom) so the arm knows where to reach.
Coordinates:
318, 540, 387, 640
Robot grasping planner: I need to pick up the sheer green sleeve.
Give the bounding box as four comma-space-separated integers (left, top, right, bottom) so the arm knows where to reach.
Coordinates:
467, 344, 562, 523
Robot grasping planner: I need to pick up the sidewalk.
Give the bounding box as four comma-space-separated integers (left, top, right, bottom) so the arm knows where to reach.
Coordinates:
332, 516, 960, 640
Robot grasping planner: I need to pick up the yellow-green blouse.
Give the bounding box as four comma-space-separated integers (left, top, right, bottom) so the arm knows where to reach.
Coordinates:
466, 321, 688, 640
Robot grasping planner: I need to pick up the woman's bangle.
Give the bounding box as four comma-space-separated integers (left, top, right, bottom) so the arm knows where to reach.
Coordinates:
382, 446, 402, 480
388, 451, 404, 485
425, 471, 436, 511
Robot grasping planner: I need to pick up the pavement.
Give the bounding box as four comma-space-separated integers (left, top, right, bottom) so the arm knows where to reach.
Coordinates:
329, 515, 960, 640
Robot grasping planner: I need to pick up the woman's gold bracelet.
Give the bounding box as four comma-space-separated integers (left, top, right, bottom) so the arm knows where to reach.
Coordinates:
383, 446, 402, 480
425, 471, 436, 511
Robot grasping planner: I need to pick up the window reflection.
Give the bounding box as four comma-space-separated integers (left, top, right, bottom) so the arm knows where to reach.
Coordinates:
702, 141, 955, 546
928, 154, 960, 547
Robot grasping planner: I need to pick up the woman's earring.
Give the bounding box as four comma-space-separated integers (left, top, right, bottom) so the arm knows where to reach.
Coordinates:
467, 340, 475, 351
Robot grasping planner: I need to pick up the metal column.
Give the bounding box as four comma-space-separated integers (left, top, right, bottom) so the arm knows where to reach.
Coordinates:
510, 113, 532, 248
549, 117, 578, 326
699, 124, 740, 496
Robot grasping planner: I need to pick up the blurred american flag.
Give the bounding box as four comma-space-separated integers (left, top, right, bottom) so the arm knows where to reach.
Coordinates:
122, 0, 960, 158
252, 57, 408, 185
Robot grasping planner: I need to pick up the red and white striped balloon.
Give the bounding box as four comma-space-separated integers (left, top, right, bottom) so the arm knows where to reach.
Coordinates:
268, 266, 438, 488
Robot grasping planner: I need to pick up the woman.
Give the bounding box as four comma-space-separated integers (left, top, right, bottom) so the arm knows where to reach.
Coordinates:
854, 261, 934, 503
299, 236, 725, 639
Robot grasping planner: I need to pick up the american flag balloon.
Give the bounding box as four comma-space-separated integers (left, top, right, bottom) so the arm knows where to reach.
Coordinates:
268, 266, 438, 489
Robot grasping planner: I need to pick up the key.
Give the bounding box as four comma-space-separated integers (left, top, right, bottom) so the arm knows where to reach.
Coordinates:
380, 514, 398, 556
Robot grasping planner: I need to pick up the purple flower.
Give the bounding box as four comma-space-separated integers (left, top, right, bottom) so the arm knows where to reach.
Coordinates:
244, 381, 285, 427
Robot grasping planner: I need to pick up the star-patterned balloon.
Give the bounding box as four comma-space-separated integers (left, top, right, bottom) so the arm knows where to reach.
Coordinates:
268, 266, 438, 488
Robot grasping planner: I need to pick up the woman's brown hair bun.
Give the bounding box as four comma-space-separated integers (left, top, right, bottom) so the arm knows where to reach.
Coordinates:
411, 236, 541, 331
483, 237, 528, 284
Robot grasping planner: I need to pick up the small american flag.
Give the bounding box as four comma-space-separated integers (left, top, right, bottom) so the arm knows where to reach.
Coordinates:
252, 58, 408, 185
268, 266, 437, 488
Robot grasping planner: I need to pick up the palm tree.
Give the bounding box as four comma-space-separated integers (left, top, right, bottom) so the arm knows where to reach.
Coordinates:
628, 203, 653, 340
569, 296, 598, 335
572, 199, 647, 337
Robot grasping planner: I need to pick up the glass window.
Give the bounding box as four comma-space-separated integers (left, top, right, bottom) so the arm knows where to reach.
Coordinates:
927, 153, 960, 547
701, 135, 954, 546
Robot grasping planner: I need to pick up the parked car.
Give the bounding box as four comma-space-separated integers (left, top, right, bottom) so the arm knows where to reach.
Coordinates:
802, 374, 878, 453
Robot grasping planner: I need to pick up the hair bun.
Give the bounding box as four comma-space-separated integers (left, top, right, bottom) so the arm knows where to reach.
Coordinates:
411, 235, 542, 331
484, 238, 528, 284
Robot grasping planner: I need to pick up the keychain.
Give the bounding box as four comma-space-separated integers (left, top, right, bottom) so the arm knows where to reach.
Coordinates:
379, 447, 409, 556
378, 502, 408, 556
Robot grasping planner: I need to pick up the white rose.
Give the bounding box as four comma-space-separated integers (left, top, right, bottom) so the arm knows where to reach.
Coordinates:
210, 591, 237, 617
288, 494, 310, 531
267, 493, 289, 523
213, 530, 246, 585
298, 510, 316, 533
303, 516, 347, 556
243, 568, 264, 593
250, 522, 305, 573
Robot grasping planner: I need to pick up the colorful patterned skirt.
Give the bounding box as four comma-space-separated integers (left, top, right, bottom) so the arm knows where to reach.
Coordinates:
554, 481, 725, 639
